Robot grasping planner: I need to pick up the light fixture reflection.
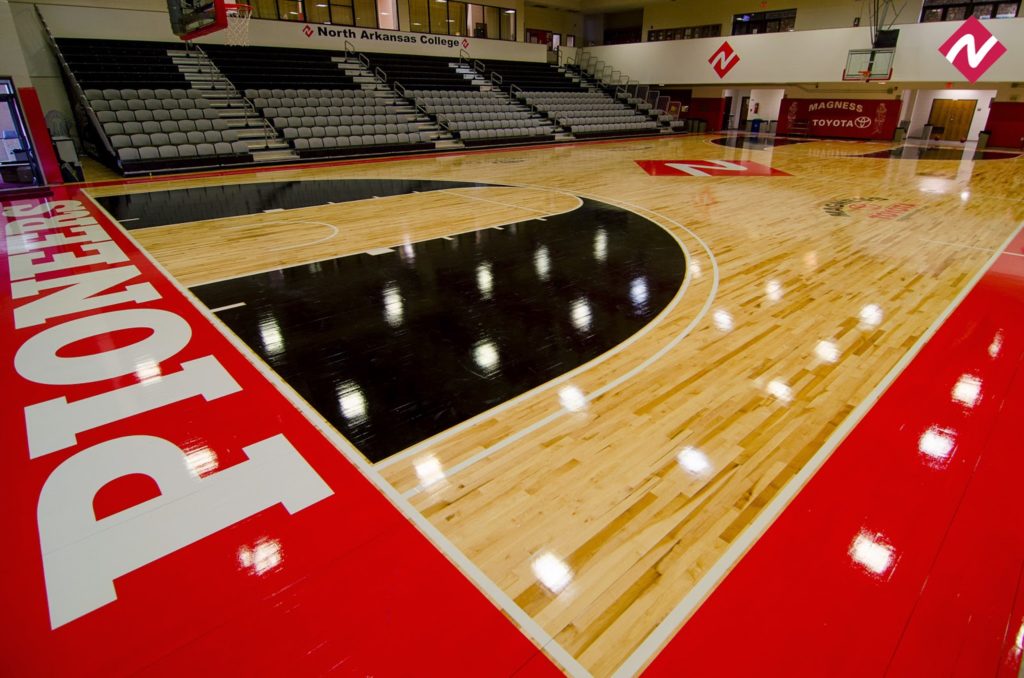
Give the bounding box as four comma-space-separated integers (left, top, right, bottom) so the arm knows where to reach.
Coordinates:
532, 552, 573, 594
630, 277, 649, 309
259, 316, 284, 356
559, 385, 587, 412
382, 283, 404, 327
337, 380, 368, 423
804, 251, 818, 271
135, 359, 162, 383
476, 262, 493, 299
815, 340, 840, 364
593, 229, 608, 262
765, 279, 782, 302
677, 446, 711, 477
919, 426, 955, 462
570, 298, 593, 331
849, 531, 895, 577
951, 374, 981, 408
473, 340, 500, 374
414, 455, 447, 488
185, 446, 218, 477
238, 538, 283, 576
713, 309, 734, 332
689, 261, 702, 279
960, 190, 971, 202
401, 242, 415, 263
766, 379, 792, 402
534, 246, 551, 281
859, 304, 883, 327
989, 331, 1003, 358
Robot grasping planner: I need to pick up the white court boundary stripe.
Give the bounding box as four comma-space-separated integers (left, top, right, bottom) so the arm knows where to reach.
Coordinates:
399, 186, 720, 496
378, 188, 702, 473
83, 190, 594, 677
611, 218, 1024, 678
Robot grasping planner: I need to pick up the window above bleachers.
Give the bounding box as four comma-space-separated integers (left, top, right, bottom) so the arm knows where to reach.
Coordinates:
919, 0, 1019, 21
248, 0, 516, 40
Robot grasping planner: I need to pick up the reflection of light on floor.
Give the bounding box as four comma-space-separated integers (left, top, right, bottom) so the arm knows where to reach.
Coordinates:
571, 298, 593, 331
559, 385, 587, 412
473, 340, 500, 374
765, 279, 782, 302
185, 446, 218, 477
134, 359, 162, 383
677, 446, 711, 477
849, 531, 894, 577
238, 538, 283, 576
382, 283, 404, 327
919, 426, 955, 462
815, 340, 840, 364
259, 316, 284, 355
337, 380, 368, 423
766, 379, 792, 403
689, 261, 702, 279
713, 309, 734, 332
593, 229, 608, 262
414, 455, 446, 488
859, 304, 883, 327
476, 262, 493, 299
630, 277, 649, 308
951, 374, 981, 408
532, 552, 573, 594
534, 246, 551, 281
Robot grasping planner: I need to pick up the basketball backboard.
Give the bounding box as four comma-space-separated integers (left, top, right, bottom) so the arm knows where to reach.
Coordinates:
168, 0, 228, 41
842, 48, 895, 82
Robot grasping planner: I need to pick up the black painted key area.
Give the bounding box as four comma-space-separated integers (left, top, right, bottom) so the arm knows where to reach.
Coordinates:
190, 195, 686, 462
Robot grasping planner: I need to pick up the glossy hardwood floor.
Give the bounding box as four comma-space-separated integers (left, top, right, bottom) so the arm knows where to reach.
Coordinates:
87, 135, 1024, 676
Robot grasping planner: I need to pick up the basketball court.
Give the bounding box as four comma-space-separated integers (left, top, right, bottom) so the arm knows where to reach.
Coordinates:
2, 1, 1024, 676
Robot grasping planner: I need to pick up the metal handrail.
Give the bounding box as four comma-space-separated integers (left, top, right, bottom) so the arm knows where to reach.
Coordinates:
473, 59, 486, 74
510, 83, 524, 100
374, 66, 388, 84
359, 52, 371, 68
459, 48, 472, 68
344, 40, 355, 60
490, 71, 503, 86
394, 81, 407, 97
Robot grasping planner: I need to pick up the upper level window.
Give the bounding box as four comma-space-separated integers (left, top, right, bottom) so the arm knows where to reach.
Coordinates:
648, 24, 721, 42
920, 0, 1019, 21
732, 9, 796, 35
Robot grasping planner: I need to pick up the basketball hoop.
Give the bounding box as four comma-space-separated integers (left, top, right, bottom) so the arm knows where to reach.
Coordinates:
223, 3, 253, 46
858, 69, 872, 83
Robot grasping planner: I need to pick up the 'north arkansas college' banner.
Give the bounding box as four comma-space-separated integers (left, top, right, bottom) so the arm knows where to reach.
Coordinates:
777, 98, 902, 140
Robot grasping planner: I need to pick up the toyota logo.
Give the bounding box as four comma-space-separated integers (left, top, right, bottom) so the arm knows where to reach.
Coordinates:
855, 116, 872, 129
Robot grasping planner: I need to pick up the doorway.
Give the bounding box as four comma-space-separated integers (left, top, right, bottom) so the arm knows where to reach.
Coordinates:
927, 99, 977, 142
0, 77, 43, 194
738, 96, 750, 128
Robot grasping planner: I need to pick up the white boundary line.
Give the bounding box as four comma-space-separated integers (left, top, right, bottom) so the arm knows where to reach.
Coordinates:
611, 219, 1024, 678
922, 237, 1024, 256
83, 188, 593, 677
398, 187, 720, 496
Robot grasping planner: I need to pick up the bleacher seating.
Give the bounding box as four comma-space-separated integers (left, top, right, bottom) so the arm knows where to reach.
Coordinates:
411, 90, 554, 145
363, 52, 478, 91
202, 44, 363, 91
521, 92, 659, 138
246, 87, 434, 157
483, 59, 581, 92
56, 38, 254, 172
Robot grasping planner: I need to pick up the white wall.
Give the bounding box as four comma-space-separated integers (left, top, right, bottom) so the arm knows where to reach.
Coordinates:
2, 0, 34, 88
906, 88, 997, 140
584, 17, 1024, 85
749, 88, 785, 120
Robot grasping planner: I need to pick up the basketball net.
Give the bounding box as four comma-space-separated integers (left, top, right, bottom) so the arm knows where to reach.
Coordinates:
224, 3, 253, 47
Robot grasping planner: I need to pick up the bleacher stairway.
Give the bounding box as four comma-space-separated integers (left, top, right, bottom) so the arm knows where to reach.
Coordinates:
170, 46, 297, 163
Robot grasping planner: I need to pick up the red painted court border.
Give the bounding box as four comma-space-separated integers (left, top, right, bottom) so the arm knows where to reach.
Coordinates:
642, 226, 1024, 676
0, 187, 564, 675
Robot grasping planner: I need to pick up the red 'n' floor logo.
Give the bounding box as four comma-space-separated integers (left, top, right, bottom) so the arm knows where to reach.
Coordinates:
709, 42, 740, 78
938, 16, 1006, 83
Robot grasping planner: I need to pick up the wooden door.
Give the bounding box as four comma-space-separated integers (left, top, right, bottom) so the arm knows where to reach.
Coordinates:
928, 99, 977, 141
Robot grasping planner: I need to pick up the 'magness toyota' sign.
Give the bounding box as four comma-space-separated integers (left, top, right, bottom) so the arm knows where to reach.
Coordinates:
776, 98, 902, 140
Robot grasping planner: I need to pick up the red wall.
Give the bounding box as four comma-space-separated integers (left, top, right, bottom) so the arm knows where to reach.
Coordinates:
687, 97, 725, 132
777, 98, 901, 140
986, 102, 1024, 149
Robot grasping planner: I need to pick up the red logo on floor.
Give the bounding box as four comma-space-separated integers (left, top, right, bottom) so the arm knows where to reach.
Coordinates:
636, 160, 790, 177
709, 41, 740, 78
938, 16, 1006, 83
